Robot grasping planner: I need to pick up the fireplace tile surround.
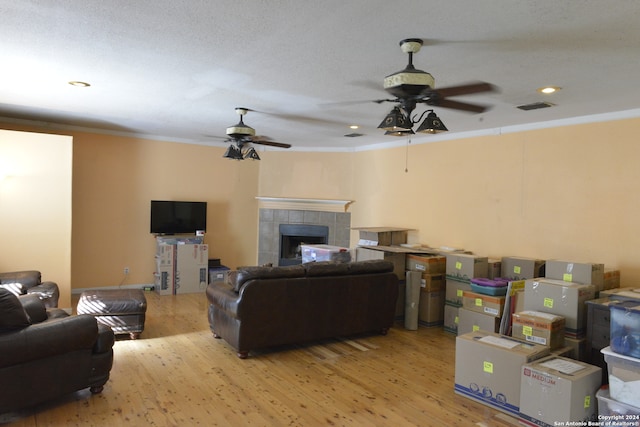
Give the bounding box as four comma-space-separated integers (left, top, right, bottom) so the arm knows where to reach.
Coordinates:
258, 208, 351, 266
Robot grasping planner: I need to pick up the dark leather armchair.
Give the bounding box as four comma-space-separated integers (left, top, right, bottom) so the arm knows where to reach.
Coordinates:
0, 270, 60, 308
0, 288, 115, 413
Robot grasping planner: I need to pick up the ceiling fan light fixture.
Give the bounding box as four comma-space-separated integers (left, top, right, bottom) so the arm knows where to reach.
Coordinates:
223, 144, 243, 160
416, 111, 448, 134
244, 147, 261, 161
384, 129, 415, 137
377, 106, 412, 131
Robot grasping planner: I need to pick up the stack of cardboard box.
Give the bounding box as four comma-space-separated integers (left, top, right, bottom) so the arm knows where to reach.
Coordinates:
405, 254, 446, 327
444, 253, 489, 334
453, 255, 634, 425
353, 227, 450, 326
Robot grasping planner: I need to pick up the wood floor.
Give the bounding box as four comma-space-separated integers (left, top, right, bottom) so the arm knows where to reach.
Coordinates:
1, 292, 519, 426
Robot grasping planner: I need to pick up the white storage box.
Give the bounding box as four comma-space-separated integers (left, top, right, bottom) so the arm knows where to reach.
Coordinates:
596, 387, 640, 423
301, 244, 351, 263
602, 346, 640, 408
610, 301, 640, 358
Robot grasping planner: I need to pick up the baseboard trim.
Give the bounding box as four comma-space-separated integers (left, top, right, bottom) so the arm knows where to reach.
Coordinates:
71, 283, 154, 294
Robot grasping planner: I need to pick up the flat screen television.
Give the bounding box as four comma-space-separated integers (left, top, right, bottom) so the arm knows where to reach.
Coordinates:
150, 200, 207, 235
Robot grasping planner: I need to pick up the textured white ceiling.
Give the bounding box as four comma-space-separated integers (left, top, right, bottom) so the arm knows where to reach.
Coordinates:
1, 1, 639, 151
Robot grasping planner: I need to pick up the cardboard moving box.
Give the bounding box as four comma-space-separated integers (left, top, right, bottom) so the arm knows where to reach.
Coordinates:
603, 268, 621, 290
487, 258, 502, 280
445, 253, 488, 281
457, 307, 501, 335
419, 273, 445, 326
175, 244, 209, 294
404, 271, 446, 327
352, 227, 409, 246
419, 289, 444, 327
443, 303, 459, 334
501, 256, 545, 280
355, 246, 406, 279
445, 278, 472, 306
405, 254, 446, 274
519, 356, 601, 426
545, 259, 604, 292
454, 331, 550, 416
462, 291, 505, 317
523, 278, 596, 338
511, 310, 565, 349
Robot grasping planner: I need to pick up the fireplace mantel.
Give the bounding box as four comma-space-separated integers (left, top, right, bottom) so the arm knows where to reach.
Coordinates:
255, 197, 354, 213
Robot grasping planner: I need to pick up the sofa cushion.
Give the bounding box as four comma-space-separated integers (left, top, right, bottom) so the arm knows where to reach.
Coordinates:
18, 294, 48, 324
0, 282, 24, 296
0, 288, 31, 332
348, 260, 394, 275
304, 261, 351, 277
233, 264, 306, 292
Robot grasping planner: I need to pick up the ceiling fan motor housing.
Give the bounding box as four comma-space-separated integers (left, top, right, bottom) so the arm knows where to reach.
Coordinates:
226, 124, 255, 138
384, 69, 435, 98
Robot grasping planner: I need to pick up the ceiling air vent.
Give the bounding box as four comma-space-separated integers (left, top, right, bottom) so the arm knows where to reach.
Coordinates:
344, 133, 364, 137
517, 101, 555, 111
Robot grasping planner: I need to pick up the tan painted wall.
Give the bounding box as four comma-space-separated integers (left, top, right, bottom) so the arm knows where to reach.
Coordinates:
0, 129, 72, 307
1, 122, 261, 308
351, 118, 640, 282
3, 114, 640, 299
257, 150, 354, 200
70, 132, 260, 287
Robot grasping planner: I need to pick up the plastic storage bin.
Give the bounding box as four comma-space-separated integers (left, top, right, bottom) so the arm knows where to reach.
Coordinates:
301, 245, 351, 263
469, 277, 509, 296
601, 346, 640, 408
596, 387, 640, 423
610, 301, 640, 358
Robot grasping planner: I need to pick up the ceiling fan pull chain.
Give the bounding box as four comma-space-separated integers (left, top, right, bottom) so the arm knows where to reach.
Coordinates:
405, 135, 411, 173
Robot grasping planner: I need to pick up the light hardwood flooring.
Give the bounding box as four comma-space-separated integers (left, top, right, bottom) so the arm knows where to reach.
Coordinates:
1, 292, 519, 426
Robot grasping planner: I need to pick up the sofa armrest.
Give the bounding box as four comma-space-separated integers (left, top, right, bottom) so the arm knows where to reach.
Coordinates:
206, 282, 241, 318
0, 314, 99, 368
94, 323, 115, 354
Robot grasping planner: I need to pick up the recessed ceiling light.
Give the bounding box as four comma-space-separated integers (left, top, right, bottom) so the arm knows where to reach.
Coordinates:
538, 86, 560, 94
68, 81, 91, 87
349, 125, 359, 129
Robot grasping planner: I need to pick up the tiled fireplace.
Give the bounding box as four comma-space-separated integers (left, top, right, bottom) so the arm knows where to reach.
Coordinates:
256, 198, 352, 266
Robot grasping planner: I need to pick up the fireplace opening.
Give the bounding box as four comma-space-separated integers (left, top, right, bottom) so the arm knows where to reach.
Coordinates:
279, 224, 329, 266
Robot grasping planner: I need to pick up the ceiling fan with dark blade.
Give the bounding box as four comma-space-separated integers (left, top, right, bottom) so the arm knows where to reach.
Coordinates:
222, 108, 291, 160
373, 38, 497, 135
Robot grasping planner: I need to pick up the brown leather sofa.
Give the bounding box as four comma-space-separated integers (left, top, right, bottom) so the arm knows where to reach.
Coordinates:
0, 270, 60, 308
0, 288, 115, 413
206, 260, 399, 358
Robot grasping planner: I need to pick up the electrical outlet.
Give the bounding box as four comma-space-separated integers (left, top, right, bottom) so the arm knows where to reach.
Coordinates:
124, 267, 130, 275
